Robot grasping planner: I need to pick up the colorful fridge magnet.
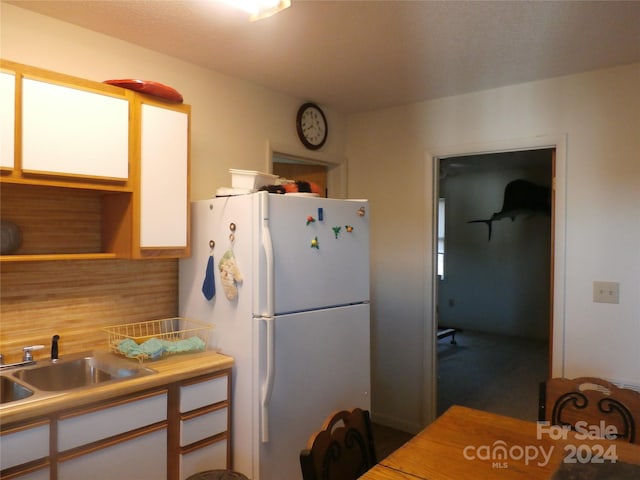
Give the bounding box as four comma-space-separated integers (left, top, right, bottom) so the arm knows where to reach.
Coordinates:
332, 226, 341, 239
310, 237, 319, 249
345, 225, 354, 233
357, 207, 366, 217
218, 249, 243, 300
306, 216, 316, 225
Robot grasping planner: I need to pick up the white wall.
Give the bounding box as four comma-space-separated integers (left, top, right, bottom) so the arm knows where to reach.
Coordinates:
0, 3, 349, 200
347, 63, 640, 432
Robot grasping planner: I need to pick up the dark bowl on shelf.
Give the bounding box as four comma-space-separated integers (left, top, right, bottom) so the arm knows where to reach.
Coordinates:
1, 220, 22, 254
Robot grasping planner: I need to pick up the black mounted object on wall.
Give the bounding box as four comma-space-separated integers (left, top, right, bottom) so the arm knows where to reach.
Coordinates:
468, 179, 551, 241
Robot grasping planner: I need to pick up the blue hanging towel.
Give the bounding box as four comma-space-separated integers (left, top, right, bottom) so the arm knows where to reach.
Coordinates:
202, 255, 216, 300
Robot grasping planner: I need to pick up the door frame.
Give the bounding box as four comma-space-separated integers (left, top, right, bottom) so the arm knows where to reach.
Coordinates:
424, 134, 567, 424
266, 140, 348, 198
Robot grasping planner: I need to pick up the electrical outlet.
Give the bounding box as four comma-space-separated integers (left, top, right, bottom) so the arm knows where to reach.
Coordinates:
593, 281, 619, 304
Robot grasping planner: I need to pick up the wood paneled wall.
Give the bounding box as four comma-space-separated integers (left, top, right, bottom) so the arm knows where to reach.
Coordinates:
0, 259, 178, 364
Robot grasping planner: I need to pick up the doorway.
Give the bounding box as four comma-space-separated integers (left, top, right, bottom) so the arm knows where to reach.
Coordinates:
434, 148, 554, 421
272, 153, 329, 197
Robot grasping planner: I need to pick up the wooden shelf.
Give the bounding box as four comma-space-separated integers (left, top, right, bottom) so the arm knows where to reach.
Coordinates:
0, 173, 132, 192
1, 183, 131, 261
0, 253, 119, 262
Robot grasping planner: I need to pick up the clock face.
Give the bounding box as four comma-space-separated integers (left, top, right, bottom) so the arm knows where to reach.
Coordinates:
296, 103, 327, 150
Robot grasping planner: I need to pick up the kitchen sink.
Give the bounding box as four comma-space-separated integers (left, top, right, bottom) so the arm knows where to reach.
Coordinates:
0, 376, 34, 404
12, 352, 156, 392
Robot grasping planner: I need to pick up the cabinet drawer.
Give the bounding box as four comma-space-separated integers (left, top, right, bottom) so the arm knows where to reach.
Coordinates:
180, 375, 227, 413
58, 426, 166, 480
58, 391, 167, 451
180, 439, 228, 480
180, 407, 228, 446
0, 421, 49, 469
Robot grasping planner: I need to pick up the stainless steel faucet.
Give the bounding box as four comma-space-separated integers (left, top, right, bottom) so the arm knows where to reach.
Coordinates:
0, 344, 44, 370
22, 345, 44, 362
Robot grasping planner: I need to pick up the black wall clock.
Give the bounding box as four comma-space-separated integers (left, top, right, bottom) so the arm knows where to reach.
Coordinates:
296, 102, 328, 150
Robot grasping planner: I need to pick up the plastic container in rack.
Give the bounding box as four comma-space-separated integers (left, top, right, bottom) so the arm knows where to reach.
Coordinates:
229, 169, 278, 190
104, 317, 213, 362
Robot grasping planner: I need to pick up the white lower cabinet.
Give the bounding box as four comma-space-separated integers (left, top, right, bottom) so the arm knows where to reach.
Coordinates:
177, 373, 231, 478
0, 368, 231, 480
0, 420, 49, 470
58, 391, 167, 451
58, 427, 167, 480
56, 391, 167, 480
180, 407, 228, 446
180, 440, 228, 480
179, 375, 228, 414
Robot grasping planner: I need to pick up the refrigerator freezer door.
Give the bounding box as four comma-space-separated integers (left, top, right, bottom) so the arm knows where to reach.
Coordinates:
266, 195, 370, 315
257, 303, 370, 480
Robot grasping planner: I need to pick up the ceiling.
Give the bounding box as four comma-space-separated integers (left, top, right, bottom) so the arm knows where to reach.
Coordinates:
6, 0, 640, 114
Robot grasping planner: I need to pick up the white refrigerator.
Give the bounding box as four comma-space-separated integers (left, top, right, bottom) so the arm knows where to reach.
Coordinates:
179, 192, 371, 480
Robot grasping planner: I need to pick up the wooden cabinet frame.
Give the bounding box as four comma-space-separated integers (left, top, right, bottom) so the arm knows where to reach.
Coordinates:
0, 60, 191, 262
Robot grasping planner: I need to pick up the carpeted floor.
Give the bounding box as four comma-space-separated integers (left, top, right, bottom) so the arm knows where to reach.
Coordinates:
437, 329, 549, 421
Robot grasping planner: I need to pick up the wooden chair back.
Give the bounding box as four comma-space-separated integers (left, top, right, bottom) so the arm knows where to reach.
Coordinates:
300, 408, 377, 480
539, 377, 640, 444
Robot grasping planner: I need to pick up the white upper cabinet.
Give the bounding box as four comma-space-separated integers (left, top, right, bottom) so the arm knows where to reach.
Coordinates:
22, 77, 129, 180
0, 71, 15, 169
139, 103, 189, 250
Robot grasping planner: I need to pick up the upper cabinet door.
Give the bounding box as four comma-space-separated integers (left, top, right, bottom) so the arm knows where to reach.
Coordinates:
22, 78, 129, 181
139, 103, 189, 250
0, 71, 16, 170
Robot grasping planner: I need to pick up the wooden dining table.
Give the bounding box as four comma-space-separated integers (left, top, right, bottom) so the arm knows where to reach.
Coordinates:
360, 405, 640, 479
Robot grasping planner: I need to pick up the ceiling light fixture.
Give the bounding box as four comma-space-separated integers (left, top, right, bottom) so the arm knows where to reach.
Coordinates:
224, 0, 291, 21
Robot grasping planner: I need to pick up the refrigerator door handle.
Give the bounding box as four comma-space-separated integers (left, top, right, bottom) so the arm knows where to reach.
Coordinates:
260, 192, 275, 443
260, 316, 275, 443
262, 211, 274, 317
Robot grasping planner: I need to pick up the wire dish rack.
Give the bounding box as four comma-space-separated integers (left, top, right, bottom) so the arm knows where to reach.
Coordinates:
104, 317, 213, 363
